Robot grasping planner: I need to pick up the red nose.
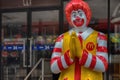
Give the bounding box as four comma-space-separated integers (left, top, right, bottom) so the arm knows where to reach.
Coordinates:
76, 16, 81, 21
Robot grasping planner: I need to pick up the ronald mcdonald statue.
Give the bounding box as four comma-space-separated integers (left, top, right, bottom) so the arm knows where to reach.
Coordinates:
50, 0, 108, 80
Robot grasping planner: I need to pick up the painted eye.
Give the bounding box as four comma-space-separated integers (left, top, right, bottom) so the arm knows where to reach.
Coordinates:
72, 12, 77, 18
78, 11, 83, 17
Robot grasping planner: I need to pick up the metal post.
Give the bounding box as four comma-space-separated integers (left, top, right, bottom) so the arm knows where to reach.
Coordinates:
26, 8, 32, 80
42, 58, 45, 80
59, 0, 64, 34
107, 0, 110, 80
0, 9, 2, 80
24, 58, 42, 80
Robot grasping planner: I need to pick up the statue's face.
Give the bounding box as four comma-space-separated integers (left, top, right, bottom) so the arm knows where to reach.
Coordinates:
71, 9, 87, 28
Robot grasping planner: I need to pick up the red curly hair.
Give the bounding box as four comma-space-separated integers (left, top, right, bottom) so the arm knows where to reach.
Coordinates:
65, 0, 92, 26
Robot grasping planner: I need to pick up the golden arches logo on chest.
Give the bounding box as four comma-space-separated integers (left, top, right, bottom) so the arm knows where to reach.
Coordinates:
86, 42, 95, 51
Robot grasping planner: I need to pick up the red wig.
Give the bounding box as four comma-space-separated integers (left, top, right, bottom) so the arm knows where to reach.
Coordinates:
65, 0, 91, 26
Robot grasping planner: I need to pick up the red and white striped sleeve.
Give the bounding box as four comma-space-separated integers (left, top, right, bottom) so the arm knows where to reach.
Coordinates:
79, 32, 108, 72
50, 34, 73, 74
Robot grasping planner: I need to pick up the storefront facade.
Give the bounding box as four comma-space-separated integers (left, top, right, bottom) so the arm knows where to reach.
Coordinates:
0, 0, 120, 80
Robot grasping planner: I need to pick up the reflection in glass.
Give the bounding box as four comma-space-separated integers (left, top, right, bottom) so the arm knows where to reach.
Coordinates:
32, 10, 59, 44
31, 11, 59, 70
1, 12, 27, 80
110, 0, 120, 80
2, 12, 27, 38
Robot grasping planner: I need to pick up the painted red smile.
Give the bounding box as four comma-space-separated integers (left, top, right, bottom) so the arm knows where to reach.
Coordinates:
73, 19, 84, 27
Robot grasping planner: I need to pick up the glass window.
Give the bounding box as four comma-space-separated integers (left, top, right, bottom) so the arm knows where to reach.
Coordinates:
31, 10, 59, 64
109, 0, 120, 80
1, 12, 28, 80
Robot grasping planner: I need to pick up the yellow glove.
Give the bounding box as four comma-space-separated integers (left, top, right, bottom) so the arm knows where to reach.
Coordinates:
69, 31, 76, 59
75, 34, 82, 58
69, 31, 82, 58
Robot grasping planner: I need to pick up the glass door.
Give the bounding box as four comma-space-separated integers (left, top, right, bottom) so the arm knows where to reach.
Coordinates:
1, 12, 28, 80
109, 0, 120, 80
0, 0, 64, 79
31, 10, 59, 80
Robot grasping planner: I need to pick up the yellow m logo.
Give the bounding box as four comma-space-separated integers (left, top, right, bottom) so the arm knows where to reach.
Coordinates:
86, 42, 95, 51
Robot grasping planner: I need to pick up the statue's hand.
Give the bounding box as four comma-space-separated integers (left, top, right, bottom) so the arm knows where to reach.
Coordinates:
69, 31, 76, 59
75, 34, 82, 58
69, 31, 82, 59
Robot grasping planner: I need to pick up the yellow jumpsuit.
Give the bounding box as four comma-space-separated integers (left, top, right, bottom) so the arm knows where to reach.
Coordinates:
59, 30, 102, 80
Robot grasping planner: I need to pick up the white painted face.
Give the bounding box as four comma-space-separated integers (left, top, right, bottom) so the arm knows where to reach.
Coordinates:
71, 9, 87, 28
